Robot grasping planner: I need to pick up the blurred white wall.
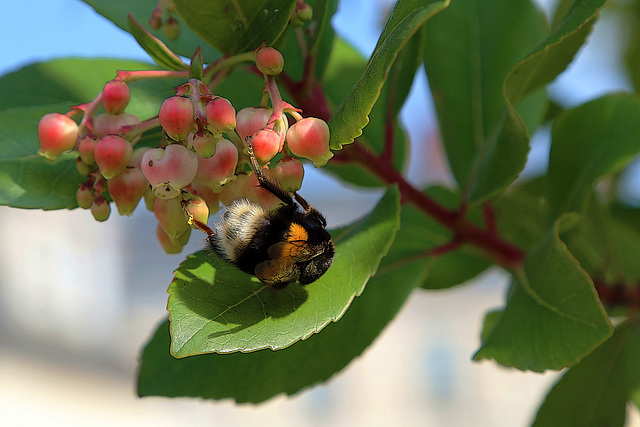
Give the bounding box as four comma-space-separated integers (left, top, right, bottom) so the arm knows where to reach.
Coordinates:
1, 0, 640, 426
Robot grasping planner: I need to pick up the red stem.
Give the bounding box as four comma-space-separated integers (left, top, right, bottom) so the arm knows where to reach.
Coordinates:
345, 143, 525, 269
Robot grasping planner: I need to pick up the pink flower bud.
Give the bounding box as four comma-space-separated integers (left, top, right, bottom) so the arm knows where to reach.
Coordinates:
286, 117, 333, 166
251, 128, 281, 163
149, 15, 162, 30
235, 107, 272, 141
190, 183, 220, 215
76, 182, 94, 209
78, 136, 98, 165
256, 47, 284, 75
296, 1, 313, 21
91, 170, 107, 195
159, 96, 195, 141
37, 113, 78, 160
75, 157, 93, 177
102, 80, 130, 115
141, 144, 198, 199
273, 157, 304, 192
194, 139, 238, 191
184, 196, 209, 227
156, 224, 184, 254
205, 97, 236, 133
90, 196, 111, 222
128, 146, 152, 168
93, 112, 140, 138
163, 17, 180, 40
143, 186, 156, 211
190, 130, 218, 158
154, 196, 190, 242
107, 167, 149, 216
94, 135, 133, 179
218, 172, 250, 206
245, 170, 284, 210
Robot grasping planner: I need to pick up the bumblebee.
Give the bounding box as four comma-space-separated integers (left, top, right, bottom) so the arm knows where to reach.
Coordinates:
187, 140, 335, 289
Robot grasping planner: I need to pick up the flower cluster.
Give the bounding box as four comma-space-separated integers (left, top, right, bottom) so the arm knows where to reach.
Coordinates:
37, 46, 333, 253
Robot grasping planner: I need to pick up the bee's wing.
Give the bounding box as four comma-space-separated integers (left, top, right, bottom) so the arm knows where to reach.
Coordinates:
267, 240, 317, 262
255, 258, 300, 286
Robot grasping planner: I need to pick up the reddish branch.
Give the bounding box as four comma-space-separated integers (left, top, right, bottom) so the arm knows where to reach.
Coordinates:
278, 43, 525, 270
594, 280, 640, 310
343, 143, 525, 269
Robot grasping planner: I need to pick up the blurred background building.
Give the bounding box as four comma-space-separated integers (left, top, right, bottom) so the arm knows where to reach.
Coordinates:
1, 0, 639, 425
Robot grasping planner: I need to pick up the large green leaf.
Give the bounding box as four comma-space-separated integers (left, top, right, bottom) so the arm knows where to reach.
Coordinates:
474, 215, 613, 372
170, 0, 296, 54
548, 94, 640, 219
532, 322, 640, 427
561, 194, 640, 284
328, 0, 449, 150
138, 196, 435, 402
168, 186, 401, 357
139, 259, 426, 403
81, 0, 220, 61
0, 59, 159, 111
423, 0, 548, 203
504, 0, 607, 106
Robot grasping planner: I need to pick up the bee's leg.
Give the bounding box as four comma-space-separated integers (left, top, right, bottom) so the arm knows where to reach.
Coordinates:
245, 136, 293, 205
181, 200, 214, 236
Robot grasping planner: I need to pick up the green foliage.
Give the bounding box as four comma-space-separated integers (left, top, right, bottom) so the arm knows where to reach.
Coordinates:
328, 0, 450, 150
474, 215, 613, 371
172, 0, 297, 53
3, 0, 640, 423
532, 321, 640, 427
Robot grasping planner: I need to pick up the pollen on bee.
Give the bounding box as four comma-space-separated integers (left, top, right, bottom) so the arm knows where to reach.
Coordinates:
287, 223, 308, 242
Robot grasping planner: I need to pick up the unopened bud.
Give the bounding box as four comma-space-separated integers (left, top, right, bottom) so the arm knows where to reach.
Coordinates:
37, 113, 78, 160
286, 117, 333, 167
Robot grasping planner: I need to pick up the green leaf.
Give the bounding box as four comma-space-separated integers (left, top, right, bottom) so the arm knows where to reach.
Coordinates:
504, 0, 607, 106
171, 0, 296, 54
127, 14, 188, 71
561, 194, 640, 283
493, 180, 548, 250
474, 215, 613, 372
0, 105, 85, 209
0, 58, 186, 121
321, 38, 409, 188
139, 257, 426, 403
138, 197, 432, 402
624, 2, 640, 92
423, 0, 548, 203
328, 0, 449, 151
532, 322, 640, 427
81, 0, 220, 61
0, 58, 160, 111
168, 186, 401, 357
548, 94, 640, 219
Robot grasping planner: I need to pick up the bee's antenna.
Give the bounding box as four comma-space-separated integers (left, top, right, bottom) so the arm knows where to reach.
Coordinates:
181, 200, 214, 236
245, 136, 294, 206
